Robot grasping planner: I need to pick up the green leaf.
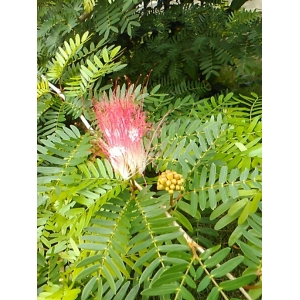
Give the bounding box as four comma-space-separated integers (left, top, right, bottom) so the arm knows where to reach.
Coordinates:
124, 284, 140, 300
97, 278, 103, 300
81, 276, 97, 300
220, 275, 257, 291
199, 189, 207, 210
197, 274, 211, 292
247, 216, 262, 235
235, 142, 247, 151
211, 256, 244, 278
87, 160, 100, 177
249, 191, 262, 214
114, 281, 131, 300
248, 284, 262, 300
94, 55, 104, 68
81, 31, 90, 42
96, 158, 108, 178
70, 125, 81, 138
139, 258, 161, 284
77, 255, 104, 268
81, 65, 94, 78
214, 210, 240, 230
151, 272, 183, 288
133, 248, 156, 269
158, 245, 190, 252
229, 183, 239, 199
238, 241, 261, 264
179, 285, 194, 300
104, 158, 114, 178
200, 167, 207, 187
185, 274, 196, 289
208, 163, 216, 185
141, 284, 178, 296
208, 187, 217, 209
129, 230, 151, 245
78, 243, 107, 251
210, 198, 236, 220
74, 195, 94, 207
219, 166, 228, 184
69, 238, 80, 256
204, 247, 231, 268
173, 138, 186, 158
229, 169, 239, 182
76, 264, 100, 281
238, 201, 251, 224
56, 129, 70, 140
195, 266, 204, 280
109, 247, 130, 278
173, 210, 193, 232
103, 265, 116, 294
102, 48, 109, 63
154, 231, 183, 242
228, 223, 248, 246
82, 235, 109, 243
162, 264, 189, 276
110, 46, 121, 58
207, 286, 219, 300
239, 168, 249, 181
251, 213, 262, 226
200, 244, 221, 260
150, 84, 161, 94
204, 127, 213, 145
37, 166, 63, 174
106, 256, 123, 279
228, 198, 248, 216
191, 191, 198, 217
37, 252, 47, 267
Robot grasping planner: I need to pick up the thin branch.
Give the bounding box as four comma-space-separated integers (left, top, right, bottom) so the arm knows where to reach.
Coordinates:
134, 180, 252, 300
78, 11, 93, 22
41, 75, 94, 132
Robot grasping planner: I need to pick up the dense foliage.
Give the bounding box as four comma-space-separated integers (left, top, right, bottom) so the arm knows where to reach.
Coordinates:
37, 0, 262, 299
38, 0, 262, 98
115, 4, 262, 98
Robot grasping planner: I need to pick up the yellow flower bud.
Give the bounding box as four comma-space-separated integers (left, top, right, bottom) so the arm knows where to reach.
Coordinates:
177, 179, 183, 185
174, 173, 181, 180
157, 170, 184, 194
167, 173, 173, 180
160, 177, 167, 184
157, 184, 164, 190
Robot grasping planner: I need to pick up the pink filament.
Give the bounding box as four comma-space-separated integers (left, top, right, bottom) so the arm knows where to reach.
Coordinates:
93, 88, 150, 179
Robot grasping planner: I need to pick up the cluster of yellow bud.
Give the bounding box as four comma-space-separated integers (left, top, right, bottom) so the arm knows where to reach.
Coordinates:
157, 170, 184, 194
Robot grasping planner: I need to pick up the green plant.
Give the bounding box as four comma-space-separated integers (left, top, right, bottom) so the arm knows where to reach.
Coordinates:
113, 4, 262, 98
38, 1, 262, 299
37, 31, 262, 299
38, 0, 262, 100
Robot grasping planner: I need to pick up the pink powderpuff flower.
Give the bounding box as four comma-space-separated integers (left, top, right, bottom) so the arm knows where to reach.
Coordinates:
93, 86, 151, 180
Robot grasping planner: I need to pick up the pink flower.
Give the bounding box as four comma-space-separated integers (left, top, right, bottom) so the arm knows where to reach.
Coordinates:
93, 86, 150, 180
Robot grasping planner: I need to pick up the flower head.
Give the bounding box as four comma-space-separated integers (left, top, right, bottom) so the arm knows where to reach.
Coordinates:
93, 86, 150, 180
